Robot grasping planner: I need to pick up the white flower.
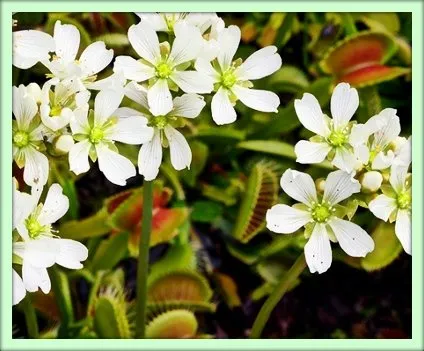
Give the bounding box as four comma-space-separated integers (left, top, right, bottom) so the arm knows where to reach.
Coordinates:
114, 21, 213, 116
38, 21, 113, 89
13, 29, 55, 69
392, 136, 411, 167
350, 108, 401, 171
369, 164, 411, 255
68, 89, 154, 185
360, 171, 383, 193
13, 269, 26, 305
12, 85, 49, 186
135, 12, 224, 61
266, 169, 375, 274
40, 79, 90, 131
124, 82, 206, 180
294, 82, 360, 172
13, 183, 88, 295
195, 25, 282, 125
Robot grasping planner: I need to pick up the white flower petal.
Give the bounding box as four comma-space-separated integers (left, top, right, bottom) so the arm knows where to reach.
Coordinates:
79, 41, 114, 76
69, 140, 91, 175
323, 170, 360, 205
96, 144, 136, 186
280, 169, 317, 206
23, 148, 49, 186
329, 218, 375, 257
171, 94, 206, 119
330, 82, 359, 128
372, 108, 400, 149
86, 72, 126, 92
13, 269, 26, 305
135, 12, 168, 31
395, 209, 411, 255
113, 55, 155, 82
94, 89, 124, 126
217, 25, 241, 70
232, 85, 280, 113
38, 183, 69, 225
372, 150, 395, 170
40, 105, 72, 131
124, 81, 149, 109
198, 38, 219, 61
332, 147, 357, 173
128, 22, 161, 65
13, 86, 37, 130
70, 105, 89, 135
138, 130, 162, 181
294, 140, 331, 164
194, 58, 220, 81
170, 70, 214, 94
169, 22, 203, 65
22, 263, 51, 294
393, 136, 411, 167
53, 20, 80, 63
304, 223, 332, 274
235, 46, 282, 80
389, 164, 409, 193
164, 126, 192, 171
108, 116, 153, 144
353, 144, 370, 166
113, 107, 145, 119
369, 194, 397, 221
19, 238, 59, 268
13, 188, 34, 230
76, 90, 90, 107
54, 239, 88, 269
266, 204, 311, 234
148, 79, 173, 116
13, 30, 54, 68
294, 93, 330, 137
211, 87, 237, 125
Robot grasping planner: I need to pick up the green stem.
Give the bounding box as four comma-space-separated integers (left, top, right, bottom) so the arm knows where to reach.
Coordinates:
22, 296, 39, 338
50, 267, 74, 330
249, 253, 306, 338
135, 180, 154, 338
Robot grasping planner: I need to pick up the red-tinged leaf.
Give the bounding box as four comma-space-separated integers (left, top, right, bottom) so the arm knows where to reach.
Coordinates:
337, 65, 410, 88
320, 31, 398, 75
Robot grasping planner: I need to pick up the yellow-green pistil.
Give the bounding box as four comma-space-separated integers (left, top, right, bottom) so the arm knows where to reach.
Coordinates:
25, 216, 50, 239
89, 127, 105, 144
156, 62, 173, 79
311, 202, 334, 223
13, 130, 30, 148
221, 69, 237, 89
50, 105, 62, 117
397, 190, 411, 210
327, 129, 348, 147
149, 115, 169, 129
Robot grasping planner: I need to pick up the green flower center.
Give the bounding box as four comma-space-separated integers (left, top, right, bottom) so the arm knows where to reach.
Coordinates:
149, 115, 169, 129
25, 216, 50, 239
156, 62, 173, 79
397, 190, 411, 210
328, 129, 347, 147
221, 69, 237, 89
13, 130, 30, 148
89, 127, 105, 144
311, 203, 333, 223
50, 105, 62, 117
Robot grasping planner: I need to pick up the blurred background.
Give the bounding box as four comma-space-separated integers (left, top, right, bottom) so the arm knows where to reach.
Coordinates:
12, 12, 411, 339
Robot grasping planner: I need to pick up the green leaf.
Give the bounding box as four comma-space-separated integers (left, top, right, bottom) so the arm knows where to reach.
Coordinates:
181, 141, 209, 187
274, 13, 296, 47
191, 201, 223, 223
94, 33, 129, 47
268, 65, 309, 93
59, 208, 110, 240
361, 221, 403, 271
61, 178, 79, 221
192, 126, 246, 144
90, 232, 129, 272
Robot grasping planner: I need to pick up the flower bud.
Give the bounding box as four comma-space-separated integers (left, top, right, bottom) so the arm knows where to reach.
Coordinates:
360, 171, 383, 193
315, 178, 326, 193
55, 135, 74, 154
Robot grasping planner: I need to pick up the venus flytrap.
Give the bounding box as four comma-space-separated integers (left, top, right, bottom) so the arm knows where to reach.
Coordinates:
114, 21, 213, 116
68, 89, 154, 186
195, 25, 282, 125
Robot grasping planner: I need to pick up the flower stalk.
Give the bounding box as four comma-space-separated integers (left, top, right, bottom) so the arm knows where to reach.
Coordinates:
135, 179, 154, 338
249, 253, 306, 338
22, 296, 39, 338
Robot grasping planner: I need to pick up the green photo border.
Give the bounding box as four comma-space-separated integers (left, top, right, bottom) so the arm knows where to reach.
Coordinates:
1, 1, 422, 349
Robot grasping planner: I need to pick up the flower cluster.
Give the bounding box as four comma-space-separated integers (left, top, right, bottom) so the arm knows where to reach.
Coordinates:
267, 82, 412, 274
12, 14, 283, 304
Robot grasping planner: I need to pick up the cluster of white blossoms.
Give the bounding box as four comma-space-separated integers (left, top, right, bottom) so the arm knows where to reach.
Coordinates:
267, 82, 412, 274
12, 14, 282, 304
